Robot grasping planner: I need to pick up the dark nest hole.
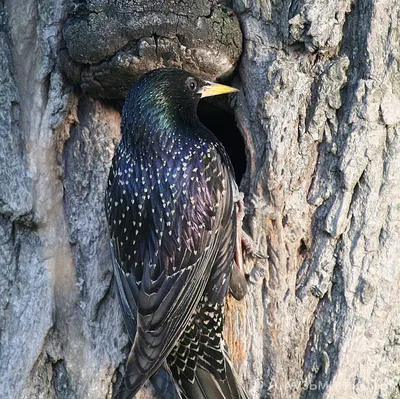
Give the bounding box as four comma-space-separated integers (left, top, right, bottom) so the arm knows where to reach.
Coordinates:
197, 97, 246, 184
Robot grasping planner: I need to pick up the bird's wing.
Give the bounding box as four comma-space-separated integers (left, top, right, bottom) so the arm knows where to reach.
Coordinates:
112, 239, 185, 399
106, 148, 190, 399
108, 145, 234, 397
111, 239, 138, 342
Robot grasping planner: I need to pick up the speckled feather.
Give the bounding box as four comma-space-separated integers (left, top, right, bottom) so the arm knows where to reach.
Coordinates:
105, 68, 248, 399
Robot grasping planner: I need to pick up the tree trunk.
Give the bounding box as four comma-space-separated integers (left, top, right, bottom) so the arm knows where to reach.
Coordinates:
1, 0, 399, 398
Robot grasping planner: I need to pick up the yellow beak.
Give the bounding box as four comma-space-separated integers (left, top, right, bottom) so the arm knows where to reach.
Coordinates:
198, 81, 239, 98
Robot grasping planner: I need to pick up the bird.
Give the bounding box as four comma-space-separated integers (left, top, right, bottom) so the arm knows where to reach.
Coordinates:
105, 68, 249, 399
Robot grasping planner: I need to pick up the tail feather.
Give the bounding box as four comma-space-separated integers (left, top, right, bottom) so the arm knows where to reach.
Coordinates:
177, 349, 249, 399
150, 363, 185, 399
115, 361, 184, 399
180, 368, 225, 399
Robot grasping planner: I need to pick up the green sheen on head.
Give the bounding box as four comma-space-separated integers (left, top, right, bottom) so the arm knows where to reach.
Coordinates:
122, 68, 239, 139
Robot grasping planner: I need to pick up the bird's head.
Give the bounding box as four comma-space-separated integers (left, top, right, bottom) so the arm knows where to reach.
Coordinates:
122, 68, 238, 138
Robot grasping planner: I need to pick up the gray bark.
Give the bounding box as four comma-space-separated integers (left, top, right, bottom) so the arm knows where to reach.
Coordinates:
1, 0, 399, 398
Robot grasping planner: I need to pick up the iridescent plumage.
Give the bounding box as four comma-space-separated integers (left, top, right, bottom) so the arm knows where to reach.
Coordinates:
105, 68, 248, 399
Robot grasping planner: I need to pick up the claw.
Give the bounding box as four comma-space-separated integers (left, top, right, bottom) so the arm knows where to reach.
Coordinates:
241, 230, 268, 259
250, 251, 268, 260
234, 192, 267, 276
231, 192, 268, 294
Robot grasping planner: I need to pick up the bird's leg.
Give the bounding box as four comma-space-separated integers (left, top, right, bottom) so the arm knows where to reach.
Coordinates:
235, 193, 267, 264
241, 230, 267, 259
230, 193, 267, 300
234, 192, 246, 275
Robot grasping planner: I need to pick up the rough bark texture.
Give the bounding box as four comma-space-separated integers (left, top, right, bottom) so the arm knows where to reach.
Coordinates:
61, 0, 242, 98
1, 0, 399, 398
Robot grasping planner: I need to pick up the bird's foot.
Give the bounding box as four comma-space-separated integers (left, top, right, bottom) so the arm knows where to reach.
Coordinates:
235, 193, 268, 267
241, 230, 268, 259
230, 193, 268, 300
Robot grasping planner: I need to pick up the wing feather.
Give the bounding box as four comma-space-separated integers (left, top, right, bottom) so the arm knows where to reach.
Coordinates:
106, 141, 234, 395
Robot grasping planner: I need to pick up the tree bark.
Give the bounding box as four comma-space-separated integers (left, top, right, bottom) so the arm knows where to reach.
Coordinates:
1, 0, 399, 398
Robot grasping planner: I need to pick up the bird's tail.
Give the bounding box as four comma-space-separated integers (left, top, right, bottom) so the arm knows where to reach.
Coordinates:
150, 363, 186, 399
178, 347, 249, 399
115, 360, 184, 399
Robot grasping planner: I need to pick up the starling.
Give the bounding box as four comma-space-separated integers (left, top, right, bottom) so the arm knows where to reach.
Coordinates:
106, 68, 249, 399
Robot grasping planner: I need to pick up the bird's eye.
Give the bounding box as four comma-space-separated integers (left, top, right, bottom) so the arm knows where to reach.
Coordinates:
186, 77, 197, 92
